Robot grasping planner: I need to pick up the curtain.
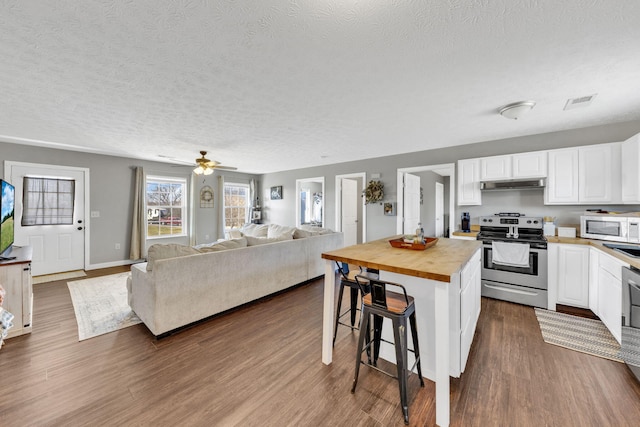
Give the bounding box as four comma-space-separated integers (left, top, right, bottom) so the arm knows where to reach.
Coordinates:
129, 166, 146, 260
22, 177, 75, 225
248, 178, 255, 224
217, 175, 225, 239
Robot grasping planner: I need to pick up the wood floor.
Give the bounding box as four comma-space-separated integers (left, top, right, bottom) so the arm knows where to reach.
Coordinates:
2, 267, 640, 426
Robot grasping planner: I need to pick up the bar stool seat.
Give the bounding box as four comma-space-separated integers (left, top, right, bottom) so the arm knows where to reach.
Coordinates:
351, 276, 424, 425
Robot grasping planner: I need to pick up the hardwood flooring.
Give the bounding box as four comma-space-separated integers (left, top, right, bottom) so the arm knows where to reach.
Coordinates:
2, 267, 640, 426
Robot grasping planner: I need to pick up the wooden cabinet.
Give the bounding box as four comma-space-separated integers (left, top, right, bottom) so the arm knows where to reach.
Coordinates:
480, 155, 511, 180
621, 132, 640, 203
457, 159, 481, 206
0, 247, 33, 339
555, 244, 590, 308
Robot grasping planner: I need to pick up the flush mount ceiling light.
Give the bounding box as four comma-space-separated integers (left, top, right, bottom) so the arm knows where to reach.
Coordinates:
499, 101, 536, 120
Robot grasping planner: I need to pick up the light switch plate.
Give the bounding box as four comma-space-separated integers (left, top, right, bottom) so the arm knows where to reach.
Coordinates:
91, 211, 100, 218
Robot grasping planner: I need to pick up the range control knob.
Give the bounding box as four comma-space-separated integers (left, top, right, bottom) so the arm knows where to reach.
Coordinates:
533, 220, 539, 224
527, 220, 532, 224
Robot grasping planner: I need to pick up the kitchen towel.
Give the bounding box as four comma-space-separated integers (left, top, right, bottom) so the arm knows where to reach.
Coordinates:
491, 241, 530, 267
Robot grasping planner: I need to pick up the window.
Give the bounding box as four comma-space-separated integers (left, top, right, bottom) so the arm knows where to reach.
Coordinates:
22, 177, 75, 226
224, 183, 249, 229
146, 176, 187, 238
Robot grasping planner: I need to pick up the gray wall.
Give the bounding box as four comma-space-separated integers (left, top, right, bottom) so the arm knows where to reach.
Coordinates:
2, 118, 640, 268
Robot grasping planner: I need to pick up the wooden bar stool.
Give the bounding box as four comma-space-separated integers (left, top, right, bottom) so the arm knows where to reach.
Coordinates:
333, 262, 376, 346
351, 276, 424, 425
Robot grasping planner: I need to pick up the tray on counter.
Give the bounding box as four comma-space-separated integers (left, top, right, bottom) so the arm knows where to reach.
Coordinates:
389, 237, 438, 251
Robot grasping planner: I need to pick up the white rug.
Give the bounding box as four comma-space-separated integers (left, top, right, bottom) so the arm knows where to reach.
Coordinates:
67, 272, 141, 341
34, 270, 87, 284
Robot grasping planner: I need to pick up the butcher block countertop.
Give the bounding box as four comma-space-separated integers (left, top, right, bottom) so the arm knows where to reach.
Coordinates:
547, 236, 640, 269
322, 236, 482, 283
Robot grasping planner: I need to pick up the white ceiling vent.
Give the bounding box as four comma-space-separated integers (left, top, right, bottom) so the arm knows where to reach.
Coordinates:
564, 94, 597, 110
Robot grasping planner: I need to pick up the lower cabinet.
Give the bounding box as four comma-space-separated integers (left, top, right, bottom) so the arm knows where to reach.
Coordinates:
592, 250, 627, 343
0, 253, 33, 339
550, 243, 590, 309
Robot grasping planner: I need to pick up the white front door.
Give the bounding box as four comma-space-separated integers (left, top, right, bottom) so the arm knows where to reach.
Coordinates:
341, 178, 358, 247
435, 182, 444, 237
7, 162, 87, 276
403, 173, 421, 234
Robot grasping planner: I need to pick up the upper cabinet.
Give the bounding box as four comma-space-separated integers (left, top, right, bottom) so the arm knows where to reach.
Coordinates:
458, 159, 481, 206
480, 151, 547, 181
545, 143, 621, 205
621, 133, 640, 203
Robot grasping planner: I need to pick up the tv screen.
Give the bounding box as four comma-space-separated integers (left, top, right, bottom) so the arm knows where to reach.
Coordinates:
1, 179, 15, 257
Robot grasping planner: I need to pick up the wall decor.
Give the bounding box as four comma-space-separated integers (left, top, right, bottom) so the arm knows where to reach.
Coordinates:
200, 185, 214, 208
384, 202, 396, 216
364, 180, 384, 204
270, 186, 283, 200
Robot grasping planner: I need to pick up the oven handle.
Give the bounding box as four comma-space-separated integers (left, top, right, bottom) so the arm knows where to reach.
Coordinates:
483, 283, 539, 296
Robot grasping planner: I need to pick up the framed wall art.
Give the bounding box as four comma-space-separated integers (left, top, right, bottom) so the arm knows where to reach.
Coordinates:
270, 186, 283, 200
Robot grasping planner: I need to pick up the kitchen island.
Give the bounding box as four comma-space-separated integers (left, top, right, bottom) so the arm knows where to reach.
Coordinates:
321, 237, 482, 427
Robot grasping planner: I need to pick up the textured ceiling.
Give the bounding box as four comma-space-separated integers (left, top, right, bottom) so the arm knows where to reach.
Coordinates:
1, 1, 640, 174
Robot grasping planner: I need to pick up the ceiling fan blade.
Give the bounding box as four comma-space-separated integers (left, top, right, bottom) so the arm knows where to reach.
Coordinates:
213, 165, 237, 171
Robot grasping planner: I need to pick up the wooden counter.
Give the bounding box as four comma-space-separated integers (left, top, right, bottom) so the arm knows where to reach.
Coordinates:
546, 236, 640, 270
321, 237, 482, 427
322, 236, 481, 282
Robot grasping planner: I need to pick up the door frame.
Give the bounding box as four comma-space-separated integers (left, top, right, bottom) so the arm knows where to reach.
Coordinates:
4, 161, 91, 272
335, 172, 367, 243
396, 163, 455, 237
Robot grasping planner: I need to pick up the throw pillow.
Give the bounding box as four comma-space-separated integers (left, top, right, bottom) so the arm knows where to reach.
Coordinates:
245, 233, 293, 246
196, 237, 248, 252
147, 243, 201, 271
241, 223, 269, 237
300, 225, 333, 235
267, 224, 296, 239
293, 228, 321, 239
228, 228, 243, 239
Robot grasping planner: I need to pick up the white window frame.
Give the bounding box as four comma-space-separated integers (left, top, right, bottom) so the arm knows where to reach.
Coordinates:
146, 175, 188, 240
224, 182, 250, 230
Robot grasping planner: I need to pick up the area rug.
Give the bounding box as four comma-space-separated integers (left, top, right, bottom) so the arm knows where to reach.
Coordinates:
535, 308, 622, 362
67, 272, 141, 341
33, 270, 87, 284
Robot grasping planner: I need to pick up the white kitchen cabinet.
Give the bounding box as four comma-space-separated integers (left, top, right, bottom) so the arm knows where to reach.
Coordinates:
480, 155, 511, 181
555, 244, 590, 308
546, 148, 579, 204
545, 143, 620, 205
459, 249, 481, 372
457, 158, 481, 205
621, 132, 640, 203
589, 248, 599, 315
594, 250, 627, 343
512, 151, 547, 178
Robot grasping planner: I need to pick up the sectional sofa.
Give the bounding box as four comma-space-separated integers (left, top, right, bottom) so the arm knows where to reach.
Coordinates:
127, 224, 343, 336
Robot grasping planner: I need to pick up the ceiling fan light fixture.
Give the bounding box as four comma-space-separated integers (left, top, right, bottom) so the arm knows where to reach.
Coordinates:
193, 166, 205, 175
499, 101, 536, 120
203, 167, 214, 175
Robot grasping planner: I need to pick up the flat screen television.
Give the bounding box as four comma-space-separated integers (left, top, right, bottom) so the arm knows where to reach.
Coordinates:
1, 179, 16, 259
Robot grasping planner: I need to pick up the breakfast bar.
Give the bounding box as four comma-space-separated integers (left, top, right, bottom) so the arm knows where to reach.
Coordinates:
322, 236, 482, 427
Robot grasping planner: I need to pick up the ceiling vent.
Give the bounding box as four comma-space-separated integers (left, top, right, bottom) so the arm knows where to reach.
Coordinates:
564, 94, 597, 110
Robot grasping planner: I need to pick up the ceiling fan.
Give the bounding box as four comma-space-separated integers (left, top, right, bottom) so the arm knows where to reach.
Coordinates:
192, 151, 237, 175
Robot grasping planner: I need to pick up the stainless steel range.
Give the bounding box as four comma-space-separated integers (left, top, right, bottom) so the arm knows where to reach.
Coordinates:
477, 213, 548, 308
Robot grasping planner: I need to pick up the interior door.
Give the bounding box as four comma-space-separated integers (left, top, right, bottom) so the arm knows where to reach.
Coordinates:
403, 173, 421, 234
9, 163, 86, 276
435, 182, 444, 237
341, 178, 358, 247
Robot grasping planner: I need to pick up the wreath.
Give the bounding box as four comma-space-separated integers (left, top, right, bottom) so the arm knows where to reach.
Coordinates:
364, 180, 384, 204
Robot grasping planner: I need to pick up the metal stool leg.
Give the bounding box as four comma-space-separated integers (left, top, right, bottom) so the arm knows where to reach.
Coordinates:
392, 316, 410, 425
409, 312, 424, 387
333, 280, 346, 346
352, 308, 371, 393
372, 314, 383, 366
349, 287, 358, 326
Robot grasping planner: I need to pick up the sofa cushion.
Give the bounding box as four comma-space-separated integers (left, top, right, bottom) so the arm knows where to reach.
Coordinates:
245, 233, 293, 246
228, 228, 243, 239
241, 223, 269, 237
293, 228, 321, 239
196, 237, 247, 252
299, 225, 333, 235
146, 243, 201, 271
267, 224, 296, 239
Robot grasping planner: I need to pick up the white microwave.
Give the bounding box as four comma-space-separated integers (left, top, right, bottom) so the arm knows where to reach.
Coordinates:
580, 215, 640, 243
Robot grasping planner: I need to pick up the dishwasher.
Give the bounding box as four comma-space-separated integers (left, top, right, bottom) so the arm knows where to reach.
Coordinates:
621, 266, 640, 382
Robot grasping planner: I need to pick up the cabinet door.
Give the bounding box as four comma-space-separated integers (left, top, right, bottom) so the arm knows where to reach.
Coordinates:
545, 149, 579, 204
589, 248, 599, 316
513, 151, 547, 178
457, 159, 481, 205
598, 268, 621, 343
556, 244, 590, 308
480, 155, 511, 181
622, 133, 640, 203
579, 144, 612, 203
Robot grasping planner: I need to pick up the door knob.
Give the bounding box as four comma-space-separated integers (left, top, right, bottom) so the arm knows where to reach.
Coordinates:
77, 227, 83, 230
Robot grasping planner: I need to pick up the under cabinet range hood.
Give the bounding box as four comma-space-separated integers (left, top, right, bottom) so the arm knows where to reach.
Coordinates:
480, 178, 546, 191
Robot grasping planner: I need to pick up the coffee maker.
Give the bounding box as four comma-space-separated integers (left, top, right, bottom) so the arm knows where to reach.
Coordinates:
461, 212, 471, 232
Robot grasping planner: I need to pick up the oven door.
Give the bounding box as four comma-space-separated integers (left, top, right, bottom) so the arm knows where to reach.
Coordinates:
481, 244, 547, 290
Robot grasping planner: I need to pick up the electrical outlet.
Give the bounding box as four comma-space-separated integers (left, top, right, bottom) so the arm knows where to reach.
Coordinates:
91, 211, 100, 218
115, 243, 121, 250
